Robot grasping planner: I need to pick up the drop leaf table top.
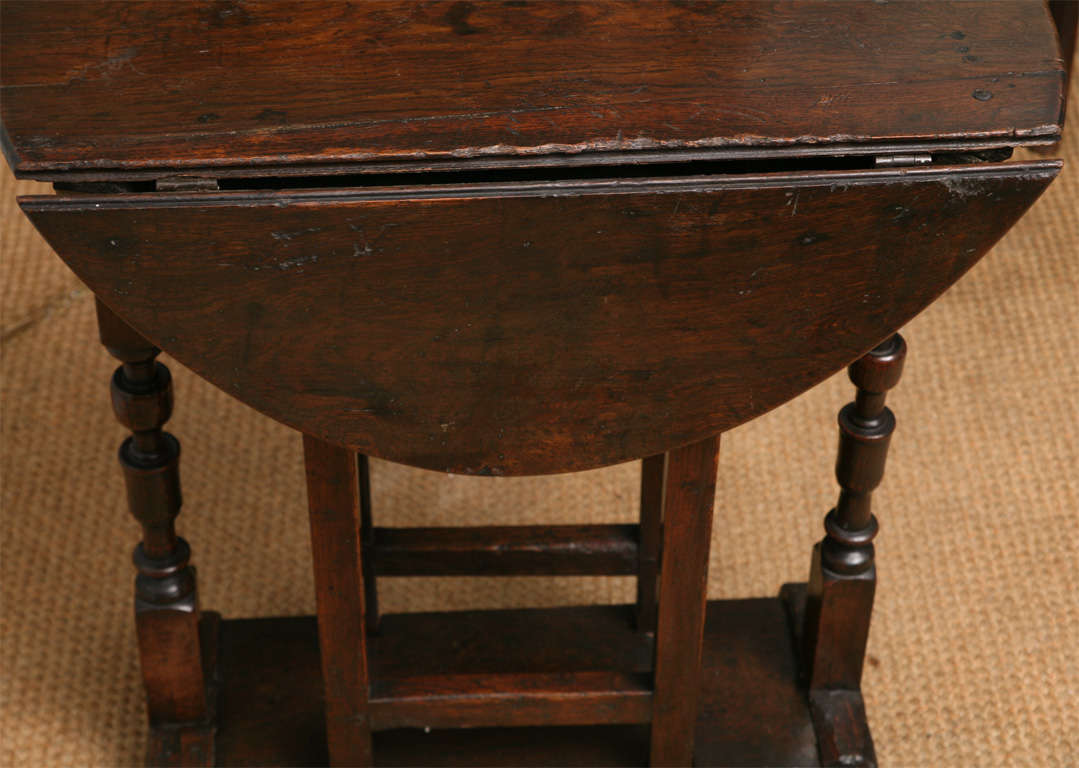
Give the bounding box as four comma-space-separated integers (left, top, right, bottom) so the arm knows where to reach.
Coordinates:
2, 0, 1066, 474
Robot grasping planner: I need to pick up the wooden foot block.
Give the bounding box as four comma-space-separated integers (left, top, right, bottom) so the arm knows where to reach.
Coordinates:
146, 611, 221, 768
782, 583, 878, 768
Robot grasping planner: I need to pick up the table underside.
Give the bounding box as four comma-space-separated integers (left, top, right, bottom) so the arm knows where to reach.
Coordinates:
151, 586, 872, 767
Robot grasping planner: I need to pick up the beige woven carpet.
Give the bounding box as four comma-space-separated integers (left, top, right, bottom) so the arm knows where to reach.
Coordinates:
3, 84, 1078, 767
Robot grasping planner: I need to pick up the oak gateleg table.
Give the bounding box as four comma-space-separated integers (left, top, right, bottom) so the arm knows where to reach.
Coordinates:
0, 2, 1067, 765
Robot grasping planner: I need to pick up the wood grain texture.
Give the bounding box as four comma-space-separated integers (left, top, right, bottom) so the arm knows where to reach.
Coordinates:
303, 435, 372, 766
145, 613, 221, 768
372, 524, 639, 576
208, 597, 833, 767
0, 1, 1064, 179
697, 594, 821, 767
1050, 1, 1078, 95
97, 299, 210, 734
650, 436, 720, 766
368, 604, 650, 680
21, 162, 1059, 475
809, 690, 876, 768
802, 336, 905, 700
369, 671, 652, 730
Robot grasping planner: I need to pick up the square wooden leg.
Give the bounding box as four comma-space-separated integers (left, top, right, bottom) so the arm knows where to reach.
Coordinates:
304, 435, 374, 766
650, 435, 720, 766
636, 454, 665, 635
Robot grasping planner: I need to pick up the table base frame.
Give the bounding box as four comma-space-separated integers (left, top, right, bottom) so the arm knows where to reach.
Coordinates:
148, 586, 875, 767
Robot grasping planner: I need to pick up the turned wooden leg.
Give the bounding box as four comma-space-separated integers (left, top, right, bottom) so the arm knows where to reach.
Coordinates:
802, 334, 906, 693
636, 453, 665, 634
650, 436, 720, 767
792, 335, 904, 767
305, 435, 373, 766
97, 299, 210, 760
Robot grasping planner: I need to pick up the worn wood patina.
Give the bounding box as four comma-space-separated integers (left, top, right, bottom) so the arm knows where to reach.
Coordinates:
0, 1, 1066, 765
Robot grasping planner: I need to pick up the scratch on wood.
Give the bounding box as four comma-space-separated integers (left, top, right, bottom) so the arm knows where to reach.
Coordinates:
272, 226, 326, 242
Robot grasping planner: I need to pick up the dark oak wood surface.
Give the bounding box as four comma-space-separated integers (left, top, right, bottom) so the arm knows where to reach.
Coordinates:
96, 300, 213, 762
1050, 1, 1078, 94
369, 604, 650, 680
303, 436, 372, 765
371, 524, 639, 576
635, 454, 664, 634
21, 162, 1058, 475
3, 3, 1065, 764
369, 671, 653, 731
0, 1, 1064, 179
649, 437, 719, 766
357, 454, 380, 634
207, 594, 834, 767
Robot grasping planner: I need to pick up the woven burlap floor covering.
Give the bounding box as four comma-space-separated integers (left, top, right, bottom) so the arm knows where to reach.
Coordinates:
3, 78, 1077, 766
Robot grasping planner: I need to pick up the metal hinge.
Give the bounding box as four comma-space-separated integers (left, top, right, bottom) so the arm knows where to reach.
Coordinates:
873, 154, 933, 168
155, 175, 219, 192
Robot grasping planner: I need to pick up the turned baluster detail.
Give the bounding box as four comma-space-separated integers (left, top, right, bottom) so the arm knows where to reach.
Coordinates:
824, 334, 906, 578
97, 298, 207, 727
803, 334, 905, 692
